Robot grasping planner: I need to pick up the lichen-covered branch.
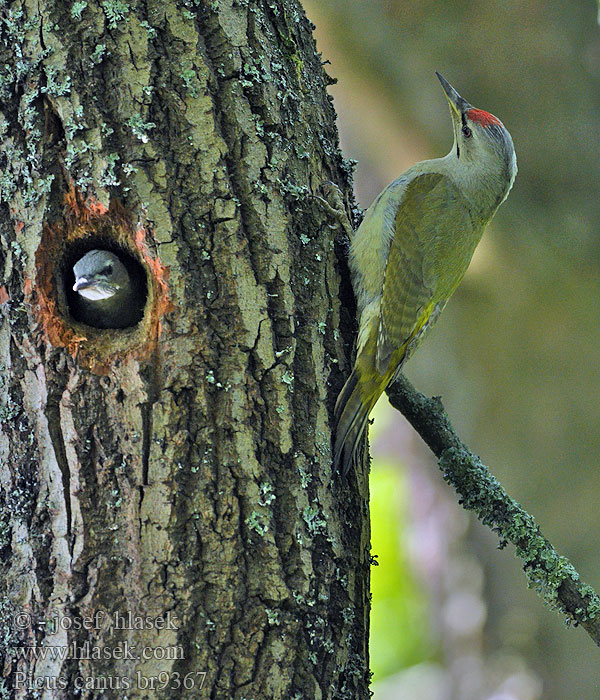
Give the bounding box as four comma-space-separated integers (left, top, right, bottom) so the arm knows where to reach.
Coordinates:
387, 374, 600, 647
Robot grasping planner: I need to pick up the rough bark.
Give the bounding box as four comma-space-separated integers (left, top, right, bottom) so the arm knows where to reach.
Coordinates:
0, 2, 369, 699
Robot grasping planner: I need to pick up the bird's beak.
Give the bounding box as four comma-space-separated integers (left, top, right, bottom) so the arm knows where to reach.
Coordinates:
73, 277, 91, 292
436, 72, 471, 118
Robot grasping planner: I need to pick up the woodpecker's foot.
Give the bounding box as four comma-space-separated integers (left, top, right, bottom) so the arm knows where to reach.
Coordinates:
310, 181, 354, 238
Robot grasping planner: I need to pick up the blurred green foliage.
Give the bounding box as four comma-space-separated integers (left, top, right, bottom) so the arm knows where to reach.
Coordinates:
369, 436, 433, 677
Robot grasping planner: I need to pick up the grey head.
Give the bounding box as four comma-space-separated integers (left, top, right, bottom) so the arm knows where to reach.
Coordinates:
436, 71, 517, 209
72, 250, 130, 301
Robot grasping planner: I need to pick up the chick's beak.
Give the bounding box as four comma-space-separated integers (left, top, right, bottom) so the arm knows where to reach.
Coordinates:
73, 277, 91, 292
436, 71, 471, 118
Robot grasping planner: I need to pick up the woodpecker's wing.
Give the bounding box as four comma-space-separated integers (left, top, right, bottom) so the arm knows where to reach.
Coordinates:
377, 172, 474, 373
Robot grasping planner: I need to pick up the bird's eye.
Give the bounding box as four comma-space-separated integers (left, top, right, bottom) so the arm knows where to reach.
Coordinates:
101, 264, 113, 276
462, 125, 472, 138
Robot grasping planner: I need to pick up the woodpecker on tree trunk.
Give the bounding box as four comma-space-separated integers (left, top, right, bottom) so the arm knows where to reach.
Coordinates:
334, 73, 517, 474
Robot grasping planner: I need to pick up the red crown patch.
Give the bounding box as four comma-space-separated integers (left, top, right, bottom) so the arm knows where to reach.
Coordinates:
467, 108, 502, 128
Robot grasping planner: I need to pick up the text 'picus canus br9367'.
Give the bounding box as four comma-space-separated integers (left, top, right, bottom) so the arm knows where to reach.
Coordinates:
334, 73, 517, 474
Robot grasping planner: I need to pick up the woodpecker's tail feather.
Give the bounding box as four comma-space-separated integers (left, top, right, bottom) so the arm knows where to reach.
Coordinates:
334, 349, 407, 474
333, 370, 374, 476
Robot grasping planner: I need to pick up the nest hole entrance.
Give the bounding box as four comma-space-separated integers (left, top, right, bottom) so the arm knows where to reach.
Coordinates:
62, 238, 148, 329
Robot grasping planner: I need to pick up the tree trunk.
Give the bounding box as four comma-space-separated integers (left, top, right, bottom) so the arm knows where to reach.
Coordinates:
0, 1, 369, 699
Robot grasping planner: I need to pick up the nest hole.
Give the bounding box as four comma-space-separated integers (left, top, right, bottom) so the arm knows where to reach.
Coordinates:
62, 237, 148, 329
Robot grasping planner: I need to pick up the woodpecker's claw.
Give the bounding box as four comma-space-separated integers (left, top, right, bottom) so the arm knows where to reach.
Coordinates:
310, 181, 353, 238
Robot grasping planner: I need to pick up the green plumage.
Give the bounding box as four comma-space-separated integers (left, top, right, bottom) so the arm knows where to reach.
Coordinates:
334, 74, 517, 475
379, 173, 478, 370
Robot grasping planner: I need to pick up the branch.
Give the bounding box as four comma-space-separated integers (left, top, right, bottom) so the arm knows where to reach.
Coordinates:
386, 374, 600, 647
